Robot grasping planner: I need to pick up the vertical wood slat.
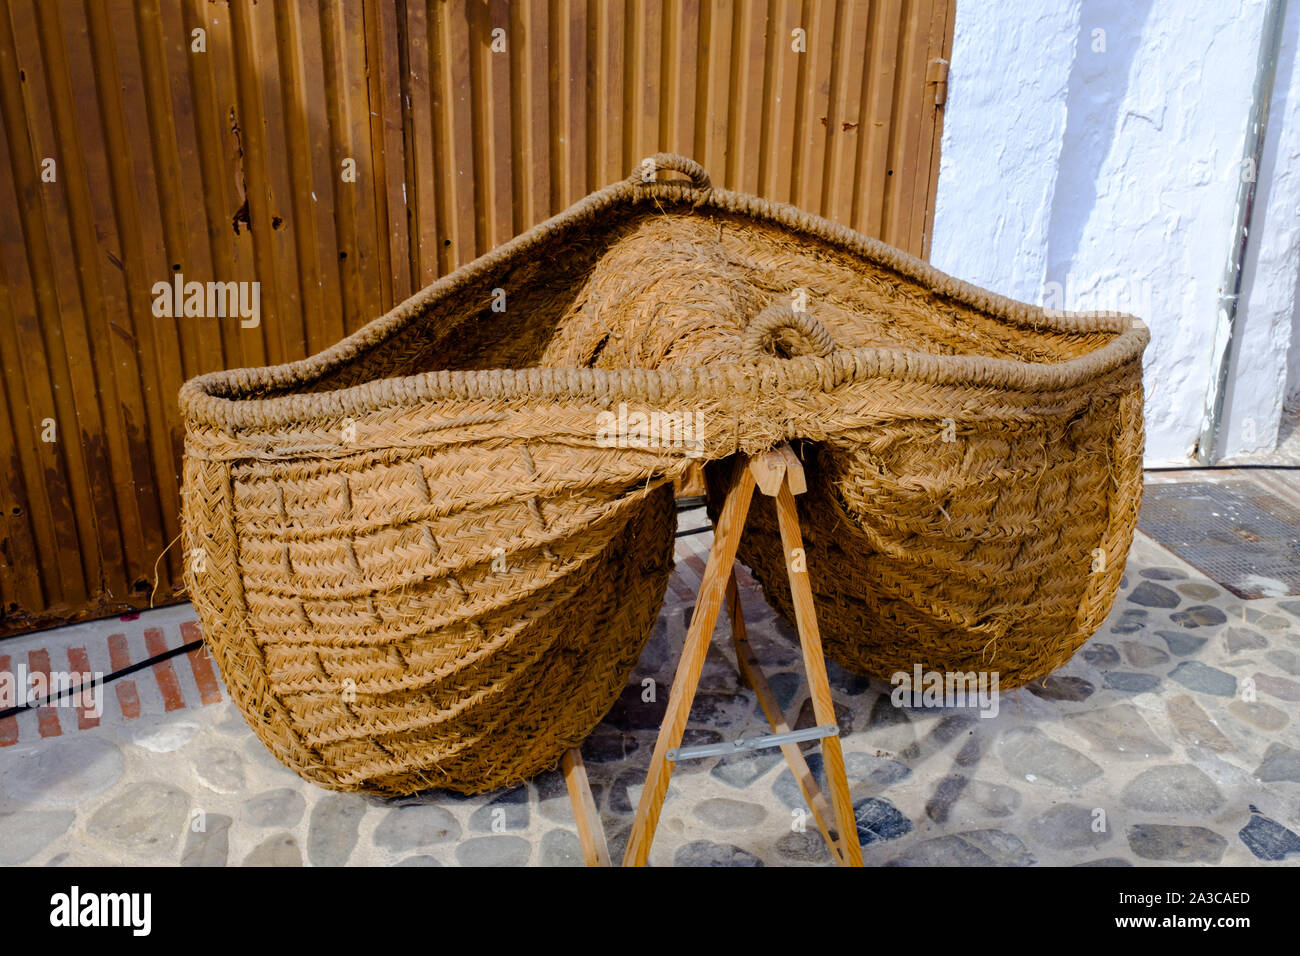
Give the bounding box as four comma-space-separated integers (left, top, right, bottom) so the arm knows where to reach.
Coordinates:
0, 119, 52, 615
40, 0, 140, 599
1, 0, 97, 608
0, 0, 952, 637
341, 0, 384, 328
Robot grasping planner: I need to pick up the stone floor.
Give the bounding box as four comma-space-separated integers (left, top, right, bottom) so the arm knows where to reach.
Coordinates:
2, 489, 1299, 866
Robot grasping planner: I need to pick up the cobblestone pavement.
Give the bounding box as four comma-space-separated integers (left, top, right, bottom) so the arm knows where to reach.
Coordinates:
3, 507, 1299, 866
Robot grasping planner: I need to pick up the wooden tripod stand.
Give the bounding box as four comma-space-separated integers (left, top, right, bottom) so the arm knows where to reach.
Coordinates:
562, 444, 863, 867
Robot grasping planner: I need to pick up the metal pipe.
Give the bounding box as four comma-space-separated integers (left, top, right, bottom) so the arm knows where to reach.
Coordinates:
1196, 0, 1288, 463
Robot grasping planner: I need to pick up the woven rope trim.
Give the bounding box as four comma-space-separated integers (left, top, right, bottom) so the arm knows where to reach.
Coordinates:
179, 156, 1149, 429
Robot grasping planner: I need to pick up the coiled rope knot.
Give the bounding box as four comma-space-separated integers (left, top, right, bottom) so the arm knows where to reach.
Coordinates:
741, 305, 837, 362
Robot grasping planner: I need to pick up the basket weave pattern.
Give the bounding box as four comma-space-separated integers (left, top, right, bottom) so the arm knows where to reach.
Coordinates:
181, 154, 1148, 793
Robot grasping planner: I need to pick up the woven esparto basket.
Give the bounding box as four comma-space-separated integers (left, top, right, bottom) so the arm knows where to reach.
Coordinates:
180, 154, 1148, 795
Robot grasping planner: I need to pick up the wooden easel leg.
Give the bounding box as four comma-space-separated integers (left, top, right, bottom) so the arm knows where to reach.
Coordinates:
622, 459, 758, 866
562, 748, 610, 867
726, 572, 854, 866
771, 481, 864, 867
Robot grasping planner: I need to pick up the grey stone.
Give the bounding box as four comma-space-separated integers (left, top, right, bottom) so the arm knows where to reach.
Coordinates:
394, 855, 442, 866
371, 803, 461, 849
539, 828, 584, 866
1075, 857, 1134, 867
1102, 672, 1161, 693
604, 682, 666, 731
766, 671, 805, 712
998, 727, 1103, 788
693, 797, 767, 829
776, 829, 829, 863
688, 692, 750, 724
1228, 700, 1287, 731
1139, 567, 1187, 581
770, 612, 801, 647
582, 727, 640, 763
928, 714, 980, 745
1278, 599, 1300, 619
1127, 825, 1226, 863
1238, 814, 1300, 861
2, 737, 123, 808
242, 736, 297, 778
86, 782, 189, 858
954, 735, 983, 767
193, 746, 245, 794
0, 810, 73, 864
846, 753, 912, 787
245, 788, 306, 828
855, 797, 912, 844
1156, 630, 1208, 657
1082, 642, 1121, 667
606, 770, 646, 815
1253, 612, 1292, 632
1028, 803, 1111, 850
469, 788, 529, 833
773, 753, 826, 809
925, 775, 966, 824
673, 840, 763, 867
1121, 765, 1224, 814
958, 780, 1021, 818
1225, 627, 1268, 653
1253, 672, 1300, 701
1168, 661, 1236, 697
1176, 582, 1220, 601
307, 793, 366, 866
1254, 743, 1300, 783
711, 749, 783, 789
1109, 608, 1149, 634
455, 835, 531, 866
1026, 676, 1094, 702
825, 659, 872, 696
1166, 695, 1234, 752
534, 770, 584, 824
1127, 582, 1180, 608
887, 829, 1034, 867
1065, 704, 1171, 758
1170, 605, 1227, 628
794, 697, 853, 737
866, 694, 916, 754
1121, 641, 1169, 668
1266, 649, 1300, 676
180, 812, 231, 867
243, 832, 302, 866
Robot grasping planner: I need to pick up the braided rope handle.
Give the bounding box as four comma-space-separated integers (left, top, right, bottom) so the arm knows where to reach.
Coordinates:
741, 305, 837, 362
630, 153, 712, 191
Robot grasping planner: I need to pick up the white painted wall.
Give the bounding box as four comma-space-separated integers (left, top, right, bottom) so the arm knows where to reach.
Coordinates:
932, 0, 1299, 464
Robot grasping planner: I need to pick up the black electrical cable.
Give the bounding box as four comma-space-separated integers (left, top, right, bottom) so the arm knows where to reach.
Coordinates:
675, 525, 712, 538
1144, 463, 1300, 472
0, 637, 203, 720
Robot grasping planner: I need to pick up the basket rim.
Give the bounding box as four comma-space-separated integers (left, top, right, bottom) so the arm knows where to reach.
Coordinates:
179, 155, 1150, 429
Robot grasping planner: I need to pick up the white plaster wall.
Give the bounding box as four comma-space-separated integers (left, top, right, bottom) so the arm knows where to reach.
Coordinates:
930, 0, 1080, 303
932, 0, 1298, 464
